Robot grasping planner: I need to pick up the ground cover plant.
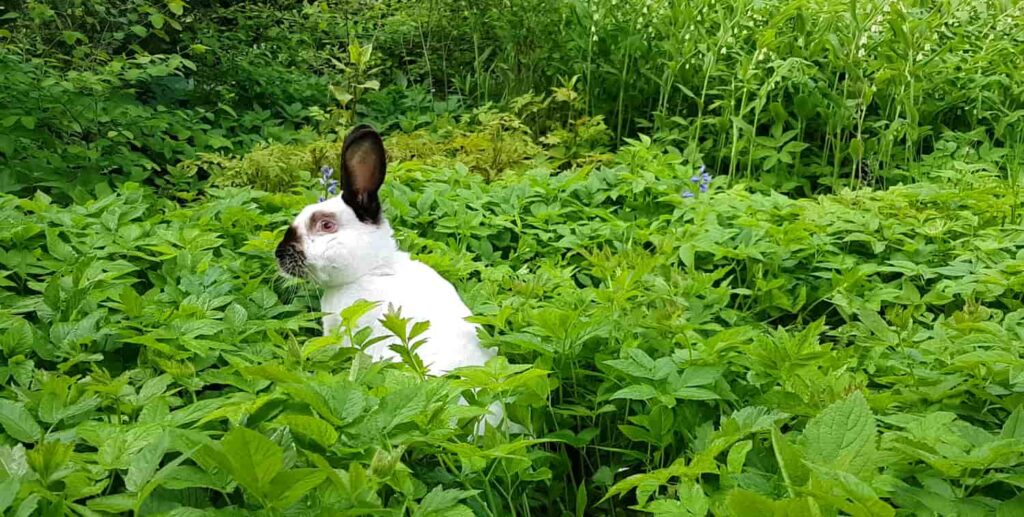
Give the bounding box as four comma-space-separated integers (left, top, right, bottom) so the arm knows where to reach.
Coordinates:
2, 0, 1024, 515
4, 152, 1024, 515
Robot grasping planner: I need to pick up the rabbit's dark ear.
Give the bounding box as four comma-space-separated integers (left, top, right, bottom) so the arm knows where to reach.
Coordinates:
341, 124, 386, 223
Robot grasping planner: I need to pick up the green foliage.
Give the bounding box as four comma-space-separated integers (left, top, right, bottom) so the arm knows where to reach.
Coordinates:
202, 137, 338, 193
4, 0, 1024, 514
379, 0, 1024, 189
4, 152, 1024, 513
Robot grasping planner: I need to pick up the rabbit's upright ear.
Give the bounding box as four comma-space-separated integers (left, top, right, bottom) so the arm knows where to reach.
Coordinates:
341, 124, 387, 223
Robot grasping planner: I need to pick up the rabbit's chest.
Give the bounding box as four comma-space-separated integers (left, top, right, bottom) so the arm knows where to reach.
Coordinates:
318, 263, 492, 374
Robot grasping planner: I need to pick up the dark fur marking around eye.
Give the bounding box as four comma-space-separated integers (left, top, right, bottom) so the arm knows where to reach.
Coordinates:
308, 211, 338, 233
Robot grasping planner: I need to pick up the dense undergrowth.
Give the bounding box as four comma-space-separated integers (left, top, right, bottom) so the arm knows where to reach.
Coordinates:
3, 0, 1024, 515
3, 0, 1023, 197
4, 155, 1024, 514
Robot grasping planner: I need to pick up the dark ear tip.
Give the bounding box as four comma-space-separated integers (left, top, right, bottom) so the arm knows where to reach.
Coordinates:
345, 124, 380, 144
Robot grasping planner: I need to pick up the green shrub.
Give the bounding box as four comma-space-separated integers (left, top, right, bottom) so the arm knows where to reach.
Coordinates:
3, 155, 1024, 514
204, 138, 339, 193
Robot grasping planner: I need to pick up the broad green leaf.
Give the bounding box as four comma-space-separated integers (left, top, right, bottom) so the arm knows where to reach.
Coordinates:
805, 463, 894, 517
725, 489, 821, 516
672, 387, 720, 400
610, 385, 658, 401
0, 445, 30, 479
678, 366, 722, 387
275, 414, 338, 448
219, 427, 284, 497
414, 486, 479, 517
0, 400, 43, 443
167, 0, 185, 15
125, 431, 168, 492
86, 493, 136, 513
12, 493, 39, 517
0, 478, 19, 513
802, 392, 877, 477
1001, 405, 1024, 440
265, 468, 328, 509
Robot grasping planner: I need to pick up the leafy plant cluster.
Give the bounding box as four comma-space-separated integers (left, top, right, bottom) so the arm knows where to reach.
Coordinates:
3, 0, 1024, 515
5, 0, 1023, 198
0, 0, 410, 199
384, 0, 1024, 190
3, 145, 1024, 513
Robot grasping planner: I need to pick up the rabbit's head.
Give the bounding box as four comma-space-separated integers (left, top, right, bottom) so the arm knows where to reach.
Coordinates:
276, 125, 398, 286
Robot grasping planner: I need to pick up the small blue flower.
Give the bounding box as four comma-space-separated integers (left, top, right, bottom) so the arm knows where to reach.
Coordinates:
699, 183, 708, 193
318, 196, 326, 202
690, 176, 700, 183
326, 179, 339, 196
682, 191, 695, 198
701, 172, 712, 184
321, 165, 334, 182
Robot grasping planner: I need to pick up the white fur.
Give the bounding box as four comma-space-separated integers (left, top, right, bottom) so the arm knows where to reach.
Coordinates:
291, 197, 494, 372
283, 196, 518, 432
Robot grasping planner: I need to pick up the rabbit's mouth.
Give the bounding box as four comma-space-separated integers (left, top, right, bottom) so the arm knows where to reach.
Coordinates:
275, 226, 307, 277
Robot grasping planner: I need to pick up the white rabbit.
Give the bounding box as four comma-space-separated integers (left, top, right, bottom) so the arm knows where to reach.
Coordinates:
275, 124, 516, 433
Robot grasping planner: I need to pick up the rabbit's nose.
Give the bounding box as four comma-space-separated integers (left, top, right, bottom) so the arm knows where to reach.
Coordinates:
275, 226, 303, 260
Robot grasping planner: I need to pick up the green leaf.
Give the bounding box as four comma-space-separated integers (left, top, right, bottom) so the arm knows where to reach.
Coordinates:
725, 489, 821, 516
0, 400, 43, 443
414, 486, 479, 517
1001, 405, 1024, 440
727, 440, 753, 474
224, 303, 248, 327
275, 414, 338, 448
167, 0, 185, 15
0, 478, 19, 513
150, 13, 165, 29
219, 427, 283, 497
125, 431, 168, 492
772, 428, 809, 494
672, 387, 720, 400
265, 468, 328, 509
999, 494, 1024, 517
0, 317, 33, 356
610, 384, 658, 401
12, 494, 39, 517
802, 392, 877, 477
45, 229, 75, 261
678, 366, 722, 387
0, 445, 30, 480
575, 482, 587, 517
86, 493, 136, 513
805, 463, 894, 517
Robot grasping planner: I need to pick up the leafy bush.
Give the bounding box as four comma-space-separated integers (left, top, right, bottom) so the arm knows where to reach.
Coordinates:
4, 0, 1024, 514
384, 0, 1024, 189
3, 153, 1024, 513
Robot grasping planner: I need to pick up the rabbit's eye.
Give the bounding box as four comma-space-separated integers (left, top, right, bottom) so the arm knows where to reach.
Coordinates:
317, 219, 337, 233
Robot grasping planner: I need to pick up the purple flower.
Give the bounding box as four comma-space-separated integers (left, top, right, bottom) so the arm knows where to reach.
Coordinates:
318, 196, 326, 202
701, 172, 712, 184
326, 179, 339, 195
699, 183, 708, 193
690, 176, 700, 183
321, 165, 334, 182
682, 191, 695, 198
